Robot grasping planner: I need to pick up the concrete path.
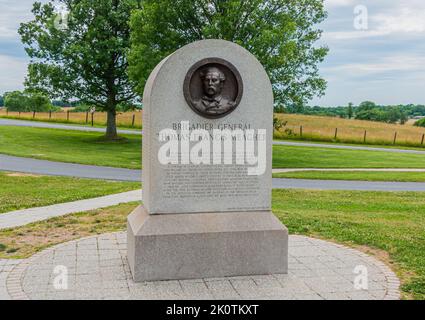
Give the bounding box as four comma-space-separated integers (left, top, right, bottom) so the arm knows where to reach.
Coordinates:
0, 190, 142, 230
2, 117, 425, 155
0, 118, 140, 135
6, 232, 400, 300
0, 154, 141, 181
272, 178, 425, 192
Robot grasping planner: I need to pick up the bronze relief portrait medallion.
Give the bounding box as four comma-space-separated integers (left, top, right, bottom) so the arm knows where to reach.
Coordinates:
183, 58, 243, 119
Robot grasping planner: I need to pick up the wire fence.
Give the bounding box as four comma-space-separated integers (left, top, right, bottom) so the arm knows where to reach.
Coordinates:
274, 124, 425, 148
0, 110, 143, 129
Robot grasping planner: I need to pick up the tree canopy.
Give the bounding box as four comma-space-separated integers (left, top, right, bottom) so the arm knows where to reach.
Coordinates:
19, 0, 141, 139
129, 0, 328, 108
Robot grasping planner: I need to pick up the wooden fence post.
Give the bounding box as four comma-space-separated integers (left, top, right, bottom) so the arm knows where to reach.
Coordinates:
85, 112, 89, 124
67, 110, 70, 121
393, 132, 397, 145
300, 126, 303, 137
334, 128, 338, 140
33, 111, 36, 119
49, 111, 52, 119
363, 130, 367, 143
421, 133, 424, 146
132, 114, 136, 127
91, 112, 94, 127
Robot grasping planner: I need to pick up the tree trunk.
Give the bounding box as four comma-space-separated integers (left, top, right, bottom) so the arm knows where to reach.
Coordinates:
105, 109, 118, 140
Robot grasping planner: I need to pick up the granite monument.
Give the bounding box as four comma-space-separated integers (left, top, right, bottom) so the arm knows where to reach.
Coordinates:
127, 39, 288, 282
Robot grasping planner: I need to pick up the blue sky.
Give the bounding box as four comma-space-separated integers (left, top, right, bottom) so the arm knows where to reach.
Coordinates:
0, 0, 424, 106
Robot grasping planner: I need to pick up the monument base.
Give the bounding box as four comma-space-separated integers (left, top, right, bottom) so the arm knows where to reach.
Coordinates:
127, 205, 288, 282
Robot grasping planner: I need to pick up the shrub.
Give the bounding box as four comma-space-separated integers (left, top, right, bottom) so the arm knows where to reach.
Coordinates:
273, 117, 287, 131
71, 104, 92, 112
4, 91, 54, 112
414, 118, 425, 127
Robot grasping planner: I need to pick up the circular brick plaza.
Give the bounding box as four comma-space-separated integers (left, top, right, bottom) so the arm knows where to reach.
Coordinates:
6, 232, 400, 300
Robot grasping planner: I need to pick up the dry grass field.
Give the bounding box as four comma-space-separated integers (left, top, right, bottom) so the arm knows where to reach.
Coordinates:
1, 110, 425, 147
0, 110, 143, 128
274, 113, 425, 147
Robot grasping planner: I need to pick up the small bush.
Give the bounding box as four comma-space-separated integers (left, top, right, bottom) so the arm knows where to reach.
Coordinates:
4, 91, 55, 112
414, 118, 425, 127
273, 117, 287, 131
71, 104, 91, 112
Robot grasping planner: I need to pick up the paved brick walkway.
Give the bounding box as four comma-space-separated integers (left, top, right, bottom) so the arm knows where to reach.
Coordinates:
0, 190, 142, 230
6, 232, 400, 300
0, 259, 22, 300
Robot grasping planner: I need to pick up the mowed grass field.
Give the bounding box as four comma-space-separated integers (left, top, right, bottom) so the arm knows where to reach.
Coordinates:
273, 171, 425, 182
273, 145, 425, 169
0, 126, 142, 169
1, 190, 424, 299
1, 126, 425, 169
274, 113, 425, 147
0, 172, 139, 213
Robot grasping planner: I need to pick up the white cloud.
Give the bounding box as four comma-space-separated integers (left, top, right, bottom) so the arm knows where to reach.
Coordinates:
0, 55, 28, 93
323, 54, 425, 78
0, 0, 49, 40
375, 7, 425, 34
325, 0, 356, 7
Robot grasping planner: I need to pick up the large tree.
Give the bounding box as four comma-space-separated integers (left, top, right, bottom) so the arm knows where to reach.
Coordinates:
19, 0, 141, 139
129, 0, 328, 108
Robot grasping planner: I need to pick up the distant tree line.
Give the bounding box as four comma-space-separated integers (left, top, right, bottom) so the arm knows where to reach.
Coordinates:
1, 91, 142, 113
279, 101, 425, 125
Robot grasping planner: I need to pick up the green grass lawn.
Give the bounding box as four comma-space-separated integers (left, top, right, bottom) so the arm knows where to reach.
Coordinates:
275, 139, 425, 152
273, 171, 425, 182
273, 145, 425, 168
273, 189, 425, 300
1, 126, 425, 170
0, 172, 140, 213
0, 126, 142, 169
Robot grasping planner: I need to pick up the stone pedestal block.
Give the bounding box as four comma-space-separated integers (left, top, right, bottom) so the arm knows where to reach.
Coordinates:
127, 206, 288, 282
